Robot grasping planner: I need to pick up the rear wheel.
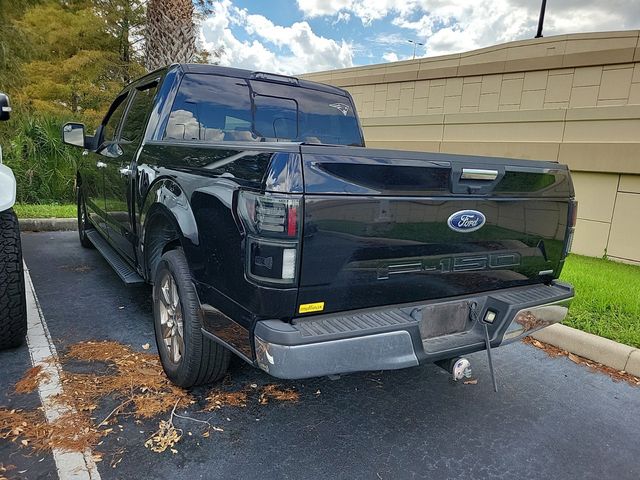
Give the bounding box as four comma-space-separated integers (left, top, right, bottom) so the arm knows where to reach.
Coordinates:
153, 249, 229, 388
77, 189, 94, 249
0, 209, 27, 350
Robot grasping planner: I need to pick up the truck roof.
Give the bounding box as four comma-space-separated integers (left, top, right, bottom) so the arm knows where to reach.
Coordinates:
171, 63, 349, 97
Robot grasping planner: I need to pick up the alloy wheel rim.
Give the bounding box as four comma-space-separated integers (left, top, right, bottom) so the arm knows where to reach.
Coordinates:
158, 271, 184, 364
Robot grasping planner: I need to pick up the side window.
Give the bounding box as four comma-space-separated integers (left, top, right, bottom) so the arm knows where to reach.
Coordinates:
103, 94, 130, 143
120, 83, 158, 143
164, 74, 253, 142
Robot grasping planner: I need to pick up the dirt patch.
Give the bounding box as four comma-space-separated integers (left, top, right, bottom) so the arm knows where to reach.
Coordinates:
523, 337, 640, 387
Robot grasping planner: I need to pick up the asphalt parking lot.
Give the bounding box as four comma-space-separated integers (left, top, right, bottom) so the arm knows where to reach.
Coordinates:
1, 230, 639, 480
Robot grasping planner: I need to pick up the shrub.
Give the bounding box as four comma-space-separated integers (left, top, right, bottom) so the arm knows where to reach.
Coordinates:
2, 114, 81, 204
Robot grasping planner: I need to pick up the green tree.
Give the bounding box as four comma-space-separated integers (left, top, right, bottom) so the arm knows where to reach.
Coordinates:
0, 0, 38, 92
16, 0, 144, 128
94, 0, 146, 81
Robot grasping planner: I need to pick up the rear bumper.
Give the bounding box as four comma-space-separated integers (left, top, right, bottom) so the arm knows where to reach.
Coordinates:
254, 281, 574, 379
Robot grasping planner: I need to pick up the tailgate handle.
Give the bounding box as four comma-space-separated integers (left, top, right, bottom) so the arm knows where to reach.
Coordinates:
461, 168, 498, 181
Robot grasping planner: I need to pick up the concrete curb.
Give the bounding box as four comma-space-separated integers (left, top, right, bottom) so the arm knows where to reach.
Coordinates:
531, 324, 640, 377
19, 218, 77, 232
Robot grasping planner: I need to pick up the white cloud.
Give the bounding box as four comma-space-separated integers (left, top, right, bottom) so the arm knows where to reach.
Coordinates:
332, 12, 351, 25
382, 51, 398, 62
200, 0, 353, 75
296, 0, 640, 57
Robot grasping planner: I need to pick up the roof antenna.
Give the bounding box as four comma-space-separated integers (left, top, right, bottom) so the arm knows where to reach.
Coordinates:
535, 0, 547, 38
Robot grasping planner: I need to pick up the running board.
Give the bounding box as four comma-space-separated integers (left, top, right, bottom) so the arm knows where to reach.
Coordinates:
86, 230, 144, 285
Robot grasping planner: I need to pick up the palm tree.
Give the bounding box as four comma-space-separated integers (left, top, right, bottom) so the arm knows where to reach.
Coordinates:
145, 0, 197, 71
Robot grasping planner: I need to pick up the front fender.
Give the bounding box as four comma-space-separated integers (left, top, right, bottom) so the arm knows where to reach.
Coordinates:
0, 163, 16, 212
140, 177, 199, 247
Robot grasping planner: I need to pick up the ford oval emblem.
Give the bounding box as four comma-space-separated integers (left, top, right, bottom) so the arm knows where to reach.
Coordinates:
447, 210, 486, 233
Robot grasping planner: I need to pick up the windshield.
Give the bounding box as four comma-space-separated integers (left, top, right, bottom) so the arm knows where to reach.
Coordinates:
163, 73, 363, 146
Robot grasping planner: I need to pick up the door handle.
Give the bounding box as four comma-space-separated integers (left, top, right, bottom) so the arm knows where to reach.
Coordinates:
96, 161, 107, 169
119, 167, 133, 177
460, 169, 498, 181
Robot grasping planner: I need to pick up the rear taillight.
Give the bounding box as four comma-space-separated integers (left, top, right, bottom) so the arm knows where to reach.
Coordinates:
569, 199, 578, 228
237, 191, 302, 285
238, 191, 300, 238
563, 199, 578, 258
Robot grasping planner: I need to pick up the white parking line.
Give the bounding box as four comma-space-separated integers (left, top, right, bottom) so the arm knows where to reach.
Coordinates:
23, 263, 102, 480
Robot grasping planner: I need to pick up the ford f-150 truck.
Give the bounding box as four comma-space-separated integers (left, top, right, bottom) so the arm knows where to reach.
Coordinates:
62, 64, 575, 388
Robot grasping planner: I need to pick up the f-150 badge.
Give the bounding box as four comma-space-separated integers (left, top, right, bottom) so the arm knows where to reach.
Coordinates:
447, 210, 486, 233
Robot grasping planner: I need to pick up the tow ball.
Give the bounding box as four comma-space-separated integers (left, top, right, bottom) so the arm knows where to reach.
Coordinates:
436, 301, 500, 392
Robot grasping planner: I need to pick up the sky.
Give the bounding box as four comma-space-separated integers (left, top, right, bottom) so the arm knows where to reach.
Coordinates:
199, 0, 640, 75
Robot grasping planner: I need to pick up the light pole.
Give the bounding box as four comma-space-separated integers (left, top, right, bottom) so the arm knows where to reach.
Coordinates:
408, 39, 424, 60
535, 0, 547, 38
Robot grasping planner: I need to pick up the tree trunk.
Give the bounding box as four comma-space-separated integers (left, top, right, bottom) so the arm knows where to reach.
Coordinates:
145, 0, 196, 71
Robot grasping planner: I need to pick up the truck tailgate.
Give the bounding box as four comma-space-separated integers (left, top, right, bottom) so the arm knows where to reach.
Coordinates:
296, 145, 573, 315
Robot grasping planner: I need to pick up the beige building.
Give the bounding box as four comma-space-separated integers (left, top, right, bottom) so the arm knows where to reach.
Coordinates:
302, 31, 640, 265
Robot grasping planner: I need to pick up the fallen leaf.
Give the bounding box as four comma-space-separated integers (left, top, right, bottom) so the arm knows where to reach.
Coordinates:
202, 431, 210, 438
142, 343, 150, 350
568, 353, 580, 364
463, 379, 478, 385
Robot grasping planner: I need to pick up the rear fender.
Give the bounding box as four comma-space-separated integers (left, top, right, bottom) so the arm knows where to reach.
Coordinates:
140, 178, 199, 278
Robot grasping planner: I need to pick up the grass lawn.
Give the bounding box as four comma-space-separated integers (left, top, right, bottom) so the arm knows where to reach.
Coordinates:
561, 254, 640, 348
13, 203, 76, 219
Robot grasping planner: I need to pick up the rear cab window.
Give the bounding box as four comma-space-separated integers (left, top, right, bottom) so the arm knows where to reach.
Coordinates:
163, 73, 363, 146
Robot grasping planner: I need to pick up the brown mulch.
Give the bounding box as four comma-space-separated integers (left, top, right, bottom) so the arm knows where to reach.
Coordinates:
523, 336, 640, 387
258, 384, 300, 405
2, 341, 190, 454
2, 340, 302, 458
205, 389, 249, 410
14, 365, 49, 394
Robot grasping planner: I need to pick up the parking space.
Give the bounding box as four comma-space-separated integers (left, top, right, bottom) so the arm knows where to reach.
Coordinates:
1, 230, 638, 480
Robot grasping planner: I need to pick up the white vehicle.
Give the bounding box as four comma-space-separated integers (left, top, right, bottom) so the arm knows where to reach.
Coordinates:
0, 92, 26, 350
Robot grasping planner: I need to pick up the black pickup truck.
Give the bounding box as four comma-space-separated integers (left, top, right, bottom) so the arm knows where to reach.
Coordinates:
63, 64, 575, 388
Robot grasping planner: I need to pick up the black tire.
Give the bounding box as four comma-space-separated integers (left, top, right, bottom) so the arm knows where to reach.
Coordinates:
0, 209, 27, 350
153, 249, 229, 388
77, 189, 94, 249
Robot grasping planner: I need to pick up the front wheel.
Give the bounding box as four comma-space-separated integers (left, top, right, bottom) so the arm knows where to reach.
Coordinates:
153, 249, 230, 388
0, 209, 27, 350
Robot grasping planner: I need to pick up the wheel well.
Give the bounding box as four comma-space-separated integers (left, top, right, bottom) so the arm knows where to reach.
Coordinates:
144, 211, 182, 281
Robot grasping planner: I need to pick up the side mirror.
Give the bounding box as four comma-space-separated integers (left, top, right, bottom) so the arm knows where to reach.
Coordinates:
62, 122, 86, 148
0, 93, 11, 122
